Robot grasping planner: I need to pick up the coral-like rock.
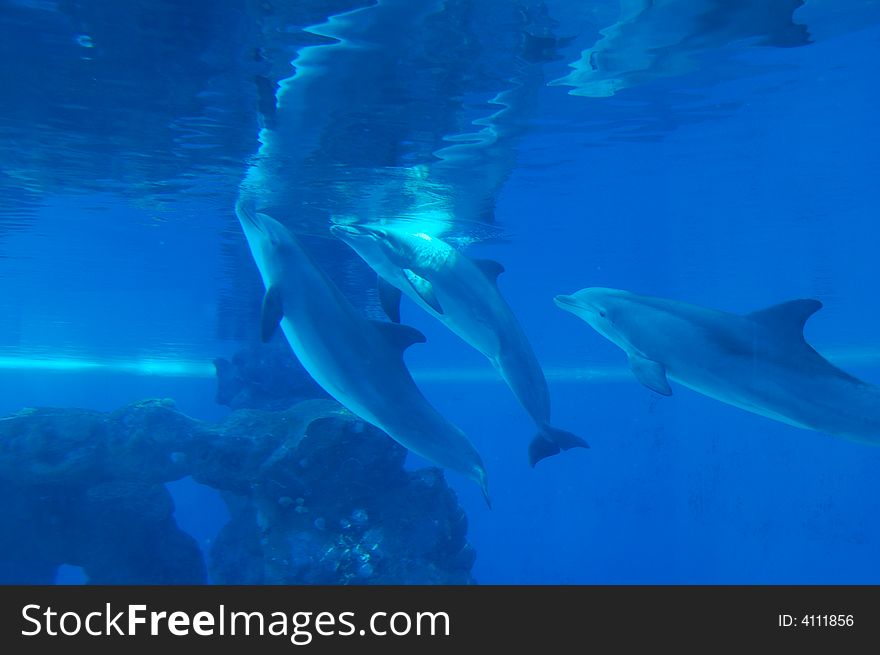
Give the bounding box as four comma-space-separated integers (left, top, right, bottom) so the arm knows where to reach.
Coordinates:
0, 396, 476, 585
213, 342, 329, 411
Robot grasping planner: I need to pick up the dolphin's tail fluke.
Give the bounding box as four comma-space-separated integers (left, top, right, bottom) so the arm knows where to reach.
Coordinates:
529, 424, 589, 467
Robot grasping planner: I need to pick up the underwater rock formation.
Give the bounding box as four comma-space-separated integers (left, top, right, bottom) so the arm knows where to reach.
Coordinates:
0, 403, 206, 584
213, 341, 328, 410
208, 405, 474, 584
0, 397, 475, 585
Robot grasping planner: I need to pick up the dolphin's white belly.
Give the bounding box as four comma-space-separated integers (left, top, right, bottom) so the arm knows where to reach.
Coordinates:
278, 314, 487, 473
670, 373, 814, 430
667, 357, 880, 442
278, 317, 386, 429
432, 280, 553, 425
433, 287, 504, 356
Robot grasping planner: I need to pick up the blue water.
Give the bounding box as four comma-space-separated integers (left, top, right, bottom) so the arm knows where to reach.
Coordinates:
2, 0, 880, 584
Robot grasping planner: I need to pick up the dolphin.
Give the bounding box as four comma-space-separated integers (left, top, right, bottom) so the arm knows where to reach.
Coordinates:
554, 287, 880, 444
550, 0, 809, 97
331, 223, 588, 466
235, 203, 490, 502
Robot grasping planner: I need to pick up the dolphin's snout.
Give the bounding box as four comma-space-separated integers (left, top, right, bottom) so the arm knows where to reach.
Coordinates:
554, 294, 578, 309
330, 224, 360, 238
330, 223, 383, 241
235, 201, 265, 234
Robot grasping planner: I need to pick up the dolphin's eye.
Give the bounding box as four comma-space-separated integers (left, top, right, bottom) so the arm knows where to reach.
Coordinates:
599, 311, 607, 318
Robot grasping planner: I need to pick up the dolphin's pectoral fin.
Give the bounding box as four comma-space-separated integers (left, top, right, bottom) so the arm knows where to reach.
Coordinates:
377, 275, 402, 324
260, 285, 284, 343
369, 320, 427, 352
629, 354, 672, 396
472, 258, 505, 284
403, 269, 443, 315
747, 299, 823, 340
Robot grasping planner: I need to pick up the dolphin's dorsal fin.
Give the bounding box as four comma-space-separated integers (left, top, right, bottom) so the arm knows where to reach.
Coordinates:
370, 320, 427, 352
403, 269, 443, 315
261, 285, 284, 342
377, 275, 402, 324
747, 299, 823, 338
628, 354, 672, 396
472, 258, 505, 284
